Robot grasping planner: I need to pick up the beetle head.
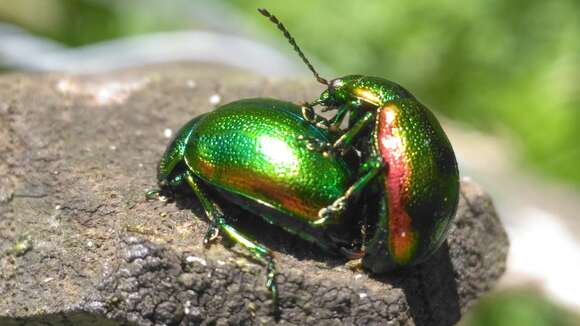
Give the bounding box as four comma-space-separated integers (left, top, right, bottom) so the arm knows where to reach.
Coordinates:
317, 75, 364, 108
257, 10, 371, 111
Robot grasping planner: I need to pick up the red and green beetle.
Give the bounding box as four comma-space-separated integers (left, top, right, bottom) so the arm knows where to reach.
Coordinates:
259, 8, 459, 273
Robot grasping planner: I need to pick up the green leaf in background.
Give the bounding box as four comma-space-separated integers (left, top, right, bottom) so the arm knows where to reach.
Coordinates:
460, 288, 580, 326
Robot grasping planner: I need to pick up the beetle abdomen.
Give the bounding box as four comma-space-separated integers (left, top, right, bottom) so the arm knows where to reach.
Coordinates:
184, 99, 353, 222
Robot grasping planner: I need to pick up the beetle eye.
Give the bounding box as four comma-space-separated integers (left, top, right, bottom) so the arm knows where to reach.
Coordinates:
331, 79, 344, 88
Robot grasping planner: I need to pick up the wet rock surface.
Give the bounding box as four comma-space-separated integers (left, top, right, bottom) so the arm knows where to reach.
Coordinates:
0, 64, 509, 325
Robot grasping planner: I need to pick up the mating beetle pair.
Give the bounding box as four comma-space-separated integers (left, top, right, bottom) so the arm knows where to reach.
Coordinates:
149, 9, 459, 311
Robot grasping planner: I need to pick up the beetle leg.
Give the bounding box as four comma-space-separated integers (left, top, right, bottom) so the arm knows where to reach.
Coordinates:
146, 169, 190, 202
312, 158, 385, 226
203, 218, 220, 245
181, 171, 223, 245
332, 111, 374, 154
299, 104, 350, 152
296, 109, 371, 157
301, 102, 329, 130
182, 171, 279, 311
145, 189, 162, 200
299, 104, 357, 156
218, 219, 279, 311
327, 105, 350, 133
344, 256, 364, 272
296, 135, 333, 155
145, 188, 171, 203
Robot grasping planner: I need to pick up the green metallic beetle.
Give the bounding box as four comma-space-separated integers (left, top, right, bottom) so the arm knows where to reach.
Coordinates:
259, 9, 459, 273
151, 98, 362, 310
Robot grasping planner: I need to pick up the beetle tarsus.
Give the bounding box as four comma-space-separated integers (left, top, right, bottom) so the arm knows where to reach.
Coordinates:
299, 136, 333, 155
301, 103, 316, 122
265, 257, 279, 313
344, 257, 364, 271
301, 103, 329, 130
144, 189, 160, 200
144, 189, 169, 202
203, 219, 220, 246
312, 195, 348, 226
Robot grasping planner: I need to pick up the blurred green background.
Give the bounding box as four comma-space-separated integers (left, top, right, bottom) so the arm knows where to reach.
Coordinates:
1, 0, 578, 190
1, 0, 579, 325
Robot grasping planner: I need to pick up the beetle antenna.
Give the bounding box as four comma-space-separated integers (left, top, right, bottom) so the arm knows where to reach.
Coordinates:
258, 8, 328, 86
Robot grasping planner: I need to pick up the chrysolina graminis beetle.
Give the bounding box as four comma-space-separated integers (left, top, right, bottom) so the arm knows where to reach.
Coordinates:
258, 8, 460, 273
150, 7, 460, 314
149, 98, 362, 311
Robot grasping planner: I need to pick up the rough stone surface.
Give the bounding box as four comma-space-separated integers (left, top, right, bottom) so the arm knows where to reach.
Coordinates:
0, 64, 509, 325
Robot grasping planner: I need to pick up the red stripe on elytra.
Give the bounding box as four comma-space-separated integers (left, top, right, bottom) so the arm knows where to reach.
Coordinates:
377, 104, 416, 263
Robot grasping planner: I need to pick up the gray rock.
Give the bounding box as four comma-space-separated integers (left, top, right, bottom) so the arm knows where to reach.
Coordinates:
0, 64, 509, 325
